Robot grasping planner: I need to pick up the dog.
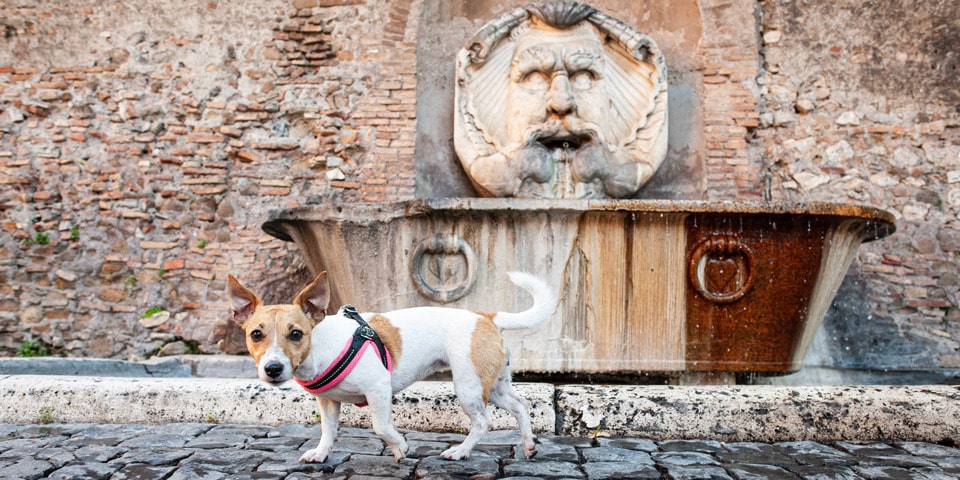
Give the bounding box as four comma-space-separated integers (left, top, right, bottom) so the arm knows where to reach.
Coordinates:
227, 270, 556, 463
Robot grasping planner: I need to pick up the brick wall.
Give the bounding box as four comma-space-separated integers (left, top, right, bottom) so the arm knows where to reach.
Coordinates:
0, 0, 419, 358
700, 0, 763, 200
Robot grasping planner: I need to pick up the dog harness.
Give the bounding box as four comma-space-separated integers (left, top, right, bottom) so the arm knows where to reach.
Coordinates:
295, 305, 392, 402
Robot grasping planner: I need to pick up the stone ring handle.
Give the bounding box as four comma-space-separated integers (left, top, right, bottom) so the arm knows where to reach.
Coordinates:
411, 234, 477, 303
688, 235, 754, 303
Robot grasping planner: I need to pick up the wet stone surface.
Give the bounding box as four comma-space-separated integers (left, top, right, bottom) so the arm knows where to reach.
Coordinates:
0, 423, 958, 479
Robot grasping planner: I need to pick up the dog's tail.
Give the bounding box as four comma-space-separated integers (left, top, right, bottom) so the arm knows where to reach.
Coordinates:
492, 271, 558, 331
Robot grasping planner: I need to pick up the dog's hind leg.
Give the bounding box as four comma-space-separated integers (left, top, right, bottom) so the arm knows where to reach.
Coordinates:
442, 377, 491, 460
489, 373, 537, 459
366, 386, 408, 462
300, 397, 340, 463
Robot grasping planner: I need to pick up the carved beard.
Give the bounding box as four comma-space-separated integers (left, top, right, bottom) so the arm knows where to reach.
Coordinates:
514, 121, 620, 198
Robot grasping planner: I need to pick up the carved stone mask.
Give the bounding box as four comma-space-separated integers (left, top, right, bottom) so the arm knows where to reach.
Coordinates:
454, 2, 669, 199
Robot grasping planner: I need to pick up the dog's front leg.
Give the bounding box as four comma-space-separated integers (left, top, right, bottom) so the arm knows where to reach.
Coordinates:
300, 397, 341, 463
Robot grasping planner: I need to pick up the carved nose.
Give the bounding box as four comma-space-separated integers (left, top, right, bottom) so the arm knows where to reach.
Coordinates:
264, 362, 284, 378
547, 75, 575, 116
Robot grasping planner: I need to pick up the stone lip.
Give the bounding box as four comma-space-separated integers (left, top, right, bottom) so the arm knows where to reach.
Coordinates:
263, 198, 897, 242
1, 357, 957, 444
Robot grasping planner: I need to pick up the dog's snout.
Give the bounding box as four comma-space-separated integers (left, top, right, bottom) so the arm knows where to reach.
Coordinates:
264, 362, 285, 378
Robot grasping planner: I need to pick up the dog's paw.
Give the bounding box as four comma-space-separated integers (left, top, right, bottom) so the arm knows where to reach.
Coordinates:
522, 443, 538, 460
440, 445, 472, 461
389, 440, 409, 462
299, 447, 330, 463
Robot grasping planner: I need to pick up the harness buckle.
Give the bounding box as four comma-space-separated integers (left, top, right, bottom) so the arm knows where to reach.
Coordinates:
357, 325, 376, 340
342, 304, 359, 316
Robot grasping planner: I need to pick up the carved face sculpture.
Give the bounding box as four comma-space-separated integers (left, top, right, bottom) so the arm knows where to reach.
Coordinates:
505, 21, 611, 197
455, 3, 668, 199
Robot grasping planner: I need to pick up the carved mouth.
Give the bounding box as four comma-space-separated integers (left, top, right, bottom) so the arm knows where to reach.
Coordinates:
537, 132, 592, 151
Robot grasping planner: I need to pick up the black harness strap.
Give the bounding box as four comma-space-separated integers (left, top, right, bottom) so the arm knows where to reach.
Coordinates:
301, 305, 390, 392
342, 305, 390, 371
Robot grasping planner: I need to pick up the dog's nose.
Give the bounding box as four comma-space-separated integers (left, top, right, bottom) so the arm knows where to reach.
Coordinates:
264, 362, 284, 378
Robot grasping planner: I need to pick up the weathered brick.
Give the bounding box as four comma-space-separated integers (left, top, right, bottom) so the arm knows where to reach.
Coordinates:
235, 150, 262, 162
163, 258, 186, 270
140, 241, 179, 250
250, 140, 299, 150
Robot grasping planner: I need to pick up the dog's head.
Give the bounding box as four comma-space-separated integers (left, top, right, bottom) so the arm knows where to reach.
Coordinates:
227, 272, 329, 384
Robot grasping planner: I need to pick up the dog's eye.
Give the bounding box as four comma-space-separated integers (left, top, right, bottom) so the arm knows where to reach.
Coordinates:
289, 329, 303, 341
250, 329, 264, 342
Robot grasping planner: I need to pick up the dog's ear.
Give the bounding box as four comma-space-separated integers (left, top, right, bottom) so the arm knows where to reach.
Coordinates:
227, 274, 261, 325
294, 271, 329, 323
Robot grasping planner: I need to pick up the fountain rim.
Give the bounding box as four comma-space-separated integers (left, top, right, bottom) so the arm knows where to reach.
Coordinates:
263, 198, 897, 242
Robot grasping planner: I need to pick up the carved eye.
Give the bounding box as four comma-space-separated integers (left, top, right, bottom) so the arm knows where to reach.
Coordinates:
520, 71, 549, 90
250, 329, 264, 342
570, 70, 596, 90
289, 329, 304, 342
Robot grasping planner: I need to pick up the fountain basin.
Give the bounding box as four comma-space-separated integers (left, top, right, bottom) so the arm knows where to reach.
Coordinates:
263, 199, 895, 375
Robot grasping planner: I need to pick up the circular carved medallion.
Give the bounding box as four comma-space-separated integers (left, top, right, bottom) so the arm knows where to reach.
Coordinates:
688, 236, 754, 303
410, 234, 477, 303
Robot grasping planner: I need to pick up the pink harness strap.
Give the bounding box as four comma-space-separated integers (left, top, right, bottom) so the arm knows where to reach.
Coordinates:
295, 336, 393, 406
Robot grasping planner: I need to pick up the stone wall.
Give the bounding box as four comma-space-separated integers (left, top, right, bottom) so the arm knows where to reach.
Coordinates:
758, 0, 960, 374
0, 0, 957, 376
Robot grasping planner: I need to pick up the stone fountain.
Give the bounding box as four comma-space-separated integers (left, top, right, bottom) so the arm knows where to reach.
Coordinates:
263, 3, 895, 379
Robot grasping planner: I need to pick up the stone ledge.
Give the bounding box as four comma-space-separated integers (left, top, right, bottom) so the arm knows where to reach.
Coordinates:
0, 355, 255, 379
0, 376, 556, 435
557, 384, 960, 443
0, 375, 956, 444
0, 357, 193, 377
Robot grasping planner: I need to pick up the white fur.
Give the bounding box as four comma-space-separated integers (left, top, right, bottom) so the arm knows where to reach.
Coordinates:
256, 319, 293, 383
279, 271, 556, 463
494, 271, 558, 330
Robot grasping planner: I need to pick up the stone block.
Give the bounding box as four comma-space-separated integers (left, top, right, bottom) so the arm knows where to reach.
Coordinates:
557, 385, 960, 443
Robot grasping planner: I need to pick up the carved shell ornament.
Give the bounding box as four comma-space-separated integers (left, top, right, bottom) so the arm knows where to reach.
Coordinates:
454, 2, 668, 199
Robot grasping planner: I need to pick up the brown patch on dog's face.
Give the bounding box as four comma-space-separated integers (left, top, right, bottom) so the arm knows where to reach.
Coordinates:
470, 313, 507, 403
242, 305, 314, 367
367, 314, 403, 369
228, 273, 330, 381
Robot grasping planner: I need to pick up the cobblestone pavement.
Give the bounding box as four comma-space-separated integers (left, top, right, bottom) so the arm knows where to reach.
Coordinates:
1, 422, 959, 479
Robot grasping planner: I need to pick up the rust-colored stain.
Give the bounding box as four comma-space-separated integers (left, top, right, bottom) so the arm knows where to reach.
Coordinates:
685, 213, 829, 373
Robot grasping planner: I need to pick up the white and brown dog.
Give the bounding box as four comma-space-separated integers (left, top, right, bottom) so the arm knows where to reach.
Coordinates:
227, 271, 556, 463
